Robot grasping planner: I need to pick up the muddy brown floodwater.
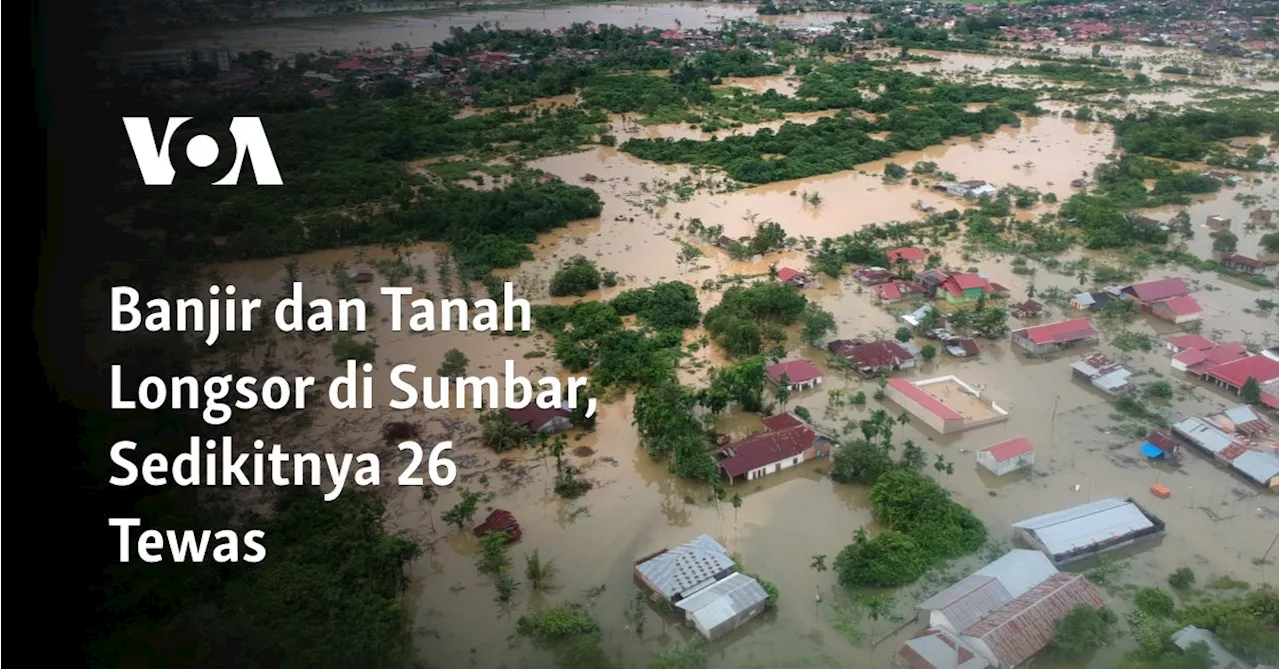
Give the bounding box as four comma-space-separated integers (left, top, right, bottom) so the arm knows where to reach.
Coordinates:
131, 2, 868, 55
197, 9, 1280, 669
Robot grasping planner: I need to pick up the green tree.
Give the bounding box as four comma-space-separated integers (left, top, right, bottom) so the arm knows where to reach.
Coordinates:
899, 440, 927, 471
1260, 232, 1279, 253
437, 348, 469, 377
810, 554, 827, 603
1212, 229, 1239, 254
776, 372, 792, 408
1050, 605, 1117, 658
895, 326, 912, 342
1168, 567, 1195, 590
442, 489, 482, 531
1134, 588, 1175, 618
524, 550, 558, 593
921, 344, 937, 362
731, 493, 743, 525
1241, 377, 1262, 405
802, 303, 838, 347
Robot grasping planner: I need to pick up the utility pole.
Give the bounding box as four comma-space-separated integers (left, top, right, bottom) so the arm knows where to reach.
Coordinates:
1263, 533, 1278, 563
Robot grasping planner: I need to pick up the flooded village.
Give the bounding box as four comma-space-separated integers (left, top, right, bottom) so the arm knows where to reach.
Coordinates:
87, 0, 1280, 668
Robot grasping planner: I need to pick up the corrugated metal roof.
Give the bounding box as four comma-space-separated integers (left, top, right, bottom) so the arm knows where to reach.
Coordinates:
1230, 450, 1280, 486
899, 628, 991, 669
1171, 626, 1251, 669
961, 573, 1106, 667
1173, 417, 1240, 455
972, 550, 1058, 599
636, 534, 734, 600
1013, 498, 1155, 558
924, 576, 1013, 633
675, 572, 768, 633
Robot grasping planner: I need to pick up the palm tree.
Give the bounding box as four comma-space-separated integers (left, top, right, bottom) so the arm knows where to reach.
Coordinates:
896, 411, 910, 446
777, 373, 792, 408
731, 493, 743, 526
810, 554, 827, 605
421, 486, 438, 533
525, 550, 558, 593
1077, 268, 1090, 286
933, 453, 947, 478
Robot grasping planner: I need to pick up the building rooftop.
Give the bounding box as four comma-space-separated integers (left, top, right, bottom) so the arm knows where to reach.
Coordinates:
766, 359, 824, 385
888, 378, 964, 421
718, 425, 822, 478
1167, 334, 1215, 351
888, 247, 927, 263
961, 573, 1106, 668
899, 628, 991, 669
918, 549, 1057, 634
1171, 626, 1252, 669
1208, 354, 1280, 389
1154, 295, 1202, 317
981, 438, 1035, 462
1013, 497, 1158, 558
1230, 450, 1280, 486
1014, 318, 1098, 345
674, 572, 769, 633
1125, 277, 1191, 303
1173, 416, 1245, 456
635, 534, 735, 601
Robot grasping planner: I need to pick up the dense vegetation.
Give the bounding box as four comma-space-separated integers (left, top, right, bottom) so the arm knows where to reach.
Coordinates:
1119, 578, 1279, 669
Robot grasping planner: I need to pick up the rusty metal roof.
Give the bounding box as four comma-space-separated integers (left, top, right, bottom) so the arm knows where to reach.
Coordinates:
961, 573, 1106, 667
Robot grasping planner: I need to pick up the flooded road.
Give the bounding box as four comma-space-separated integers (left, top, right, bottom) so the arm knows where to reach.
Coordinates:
186, 6, 1280, 666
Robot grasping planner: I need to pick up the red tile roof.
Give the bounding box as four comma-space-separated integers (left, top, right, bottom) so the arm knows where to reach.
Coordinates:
888, 378, 964, 421
1208, 354, 1280, 389
1175, 343, 1249, 371
1153, 296, 1201, 317
766, 360, 824, 385
718, 425, 822, 478
1015, 319, 1098, 345
1167, 334, 1215, 351
888, 247, 927, 263
1124, 278, 1190, 303
777, 267, 805, 282
982, 438, 1034, 462
942, 273, 990, 296
962, 573, 1105, 667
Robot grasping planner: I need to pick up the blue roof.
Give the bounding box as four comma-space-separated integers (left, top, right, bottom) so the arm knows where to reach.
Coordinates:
1140, 443, 1165, 459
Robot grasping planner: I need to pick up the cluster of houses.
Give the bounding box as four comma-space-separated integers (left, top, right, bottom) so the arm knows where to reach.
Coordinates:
716, 361, 836, 484
853, 248, 1009, 309
633, 534, 771, 641
1168, 404, 1280, 490
1166, 336, 1280, 410
1071, 277, 1205, 325
896, 496, 1169, 669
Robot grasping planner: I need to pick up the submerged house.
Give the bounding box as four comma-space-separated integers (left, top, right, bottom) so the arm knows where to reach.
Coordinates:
1170, 626, 1254, 669
506, 404, 574, 434
903, 549, 1106, 669
1011, 319, 1099, 356
634, 536, 772, 640
1071, 353, 1135, 396
776, 266, 810, 287
939, 273, 1004, 304
830, 339, 919, 377
634, 534, 736, 604
885, 376, 1010, 435
473, 509, 522, 542
1012, 497, 1166, 566
765, 360, 824, 391
1165, 334, 1215, 355
945, 338, 982, 358
1012, 299, 1044, 319
1149, 296, 1203, 324
1122, 278, 1192, 307
1220, 253, 1274, 275
674, 572, 770, 641
853, 267, 895, 286
876, 280, 928, 304
888, 247, 928, 266
717, 413, 833, 484
977, 438, 1035, 476
1139, 429, 1181, 461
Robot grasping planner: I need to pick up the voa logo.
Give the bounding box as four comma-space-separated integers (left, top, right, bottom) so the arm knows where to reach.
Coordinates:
122, 117, 283, 186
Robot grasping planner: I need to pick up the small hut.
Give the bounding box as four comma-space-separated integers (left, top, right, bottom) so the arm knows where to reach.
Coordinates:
474, 509, 522, 542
